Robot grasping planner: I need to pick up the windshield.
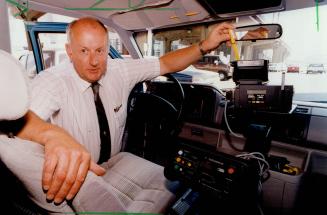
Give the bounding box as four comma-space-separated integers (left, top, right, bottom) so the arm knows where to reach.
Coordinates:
135, 5, 327, 103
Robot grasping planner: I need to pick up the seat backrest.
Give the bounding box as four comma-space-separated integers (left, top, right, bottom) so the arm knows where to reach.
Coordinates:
0, 50, 38, 213
0, 49, 51, 214
0, 50, 29, 121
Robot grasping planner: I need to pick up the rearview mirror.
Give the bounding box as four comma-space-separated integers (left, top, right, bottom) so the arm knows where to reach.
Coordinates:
235, 24, 282, 41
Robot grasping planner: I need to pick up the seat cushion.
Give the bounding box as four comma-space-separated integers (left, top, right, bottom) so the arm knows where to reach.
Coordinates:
100, 152, 175, 213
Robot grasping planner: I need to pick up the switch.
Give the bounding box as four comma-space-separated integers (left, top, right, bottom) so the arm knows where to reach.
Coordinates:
227, 167, 235, 174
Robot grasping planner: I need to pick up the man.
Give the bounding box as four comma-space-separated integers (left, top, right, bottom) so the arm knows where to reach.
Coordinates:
0, 49, 171, 213
30, 17, 234, 204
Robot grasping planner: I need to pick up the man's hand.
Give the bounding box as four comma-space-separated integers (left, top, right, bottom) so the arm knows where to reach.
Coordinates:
17, 111, 106, 203
42, 132, 105, 203
200, 22, 235, 53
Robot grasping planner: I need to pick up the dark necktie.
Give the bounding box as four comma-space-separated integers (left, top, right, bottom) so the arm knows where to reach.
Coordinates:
91, 82, 111, 164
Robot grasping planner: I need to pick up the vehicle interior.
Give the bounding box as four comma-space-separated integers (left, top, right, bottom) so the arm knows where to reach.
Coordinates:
1, 0, 327, 214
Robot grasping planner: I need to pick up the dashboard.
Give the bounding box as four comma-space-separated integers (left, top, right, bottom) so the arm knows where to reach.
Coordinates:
144, 81, 327, 214
148, 81, 327, 151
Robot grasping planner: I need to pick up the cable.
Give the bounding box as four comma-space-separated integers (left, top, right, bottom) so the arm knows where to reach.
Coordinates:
224, 100, 243, 138
236, 152, 270, 178
236, 151, 269, 215
257, 202, 265, 215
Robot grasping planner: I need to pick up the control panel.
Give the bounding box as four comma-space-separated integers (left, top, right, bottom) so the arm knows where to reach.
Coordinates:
164, 142, 260, 201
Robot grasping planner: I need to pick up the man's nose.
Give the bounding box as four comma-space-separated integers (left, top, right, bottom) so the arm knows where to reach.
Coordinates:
89, 52, 98, 66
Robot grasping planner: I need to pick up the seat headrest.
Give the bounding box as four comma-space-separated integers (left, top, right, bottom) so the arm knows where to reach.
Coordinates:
0, 50, 29, 121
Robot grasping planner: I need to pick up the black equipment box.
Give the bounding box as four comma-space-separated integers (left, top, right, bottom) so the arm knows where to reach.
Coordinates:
233, 84, 294, 113
164, 142, 260, 201
232, 60, 269, 84
228, 59, 294, 113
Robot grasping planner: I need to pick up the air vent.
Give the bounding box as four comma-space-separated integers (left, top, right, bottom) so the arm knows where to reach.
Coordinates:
294, 107, 310, 114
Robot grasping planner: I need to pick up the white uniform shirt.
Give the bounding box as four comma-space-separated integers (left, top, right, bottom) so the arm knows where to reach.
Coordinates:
29, 58, 160, 161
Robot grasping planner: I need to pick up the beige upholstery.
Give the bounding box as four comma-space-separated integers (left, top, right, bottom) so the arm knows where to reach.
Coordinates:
74, 152, 175, 213
0, 137, 75, 214
103, 152, 174, 212
0, 50, 29, 120
0, 49, 175, 213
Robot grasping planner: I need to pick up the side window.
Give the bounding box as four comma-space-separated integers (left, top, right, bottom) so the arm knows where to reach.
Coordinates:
8, 6, 30, 77
18, 53, 37, 79
26, 53, 37, 78
108, 33, 130, 58
18, 54, 27, 68
38, 33, 68, 70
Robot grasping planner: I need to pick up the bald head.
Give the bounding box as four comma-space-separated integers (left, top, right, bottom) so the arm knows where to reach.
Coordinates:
65, 17, 109, 83
66, 17, 108, 43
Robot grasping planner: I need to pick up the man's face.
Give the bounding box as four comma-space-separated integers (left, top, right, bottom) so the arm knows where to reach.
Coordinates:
65, 22, 108, 83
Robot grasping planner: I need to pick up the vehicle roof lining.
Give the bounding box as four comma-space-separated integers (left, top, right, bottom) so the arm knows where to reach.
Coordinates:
24, 0, 327, 31
22, 0, 325, 32
24, 0, 327, 22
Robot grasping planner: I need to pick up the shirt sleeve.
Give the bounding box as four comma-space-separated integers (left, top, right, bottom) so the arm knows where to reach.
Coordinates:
29, 71, 62, 121
112, 58, 160, 91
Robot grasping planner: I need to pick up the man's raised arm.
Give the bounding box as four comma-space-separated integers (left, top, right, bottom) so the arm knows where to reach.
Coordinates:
159, 22, 234, 75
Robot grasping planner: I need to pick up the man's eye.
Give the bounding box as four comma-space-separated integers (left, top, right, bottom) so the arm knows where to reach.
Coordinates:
97, 49, 104, 54
81, 49, 88, 54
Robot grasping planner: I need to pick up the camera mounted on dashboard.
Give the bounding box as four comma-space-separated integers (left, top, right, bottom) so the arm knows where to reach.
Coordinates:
225, 59, 294, 155
228, 59, 293, 113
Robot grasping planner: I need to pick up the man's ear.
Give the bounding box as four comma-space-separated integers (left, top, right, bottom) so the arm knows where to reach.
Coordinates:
65, 43, 73, 61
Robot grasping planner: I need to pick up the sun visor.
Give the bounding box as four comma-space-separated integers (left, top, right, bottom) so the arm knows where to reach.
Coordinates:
111, 0, 209, 30
0, 50, 29, 121
198, 0, 285, 18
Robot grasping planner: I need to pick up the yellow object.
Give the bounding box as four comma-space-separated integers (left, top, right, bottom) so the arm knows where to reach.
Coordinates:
229, 29, 240, 60
282, 164, 300, 175
185, 11, 199, 16
170, 15, 179, 20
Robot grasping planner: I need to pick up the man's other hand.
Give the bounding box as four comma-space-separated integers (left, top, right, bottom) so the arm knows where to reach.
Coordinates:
43, 136, 105, 203
17, 111, 106, 203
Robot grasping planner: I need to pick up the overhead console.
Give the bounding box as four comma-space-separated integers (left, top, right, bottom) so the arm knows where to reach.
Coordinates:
197, 0, 285, 18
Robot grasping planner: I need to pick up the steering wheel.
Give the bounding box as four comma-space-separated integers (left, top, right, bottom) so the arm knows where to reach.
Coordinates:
128, 74, 185, 135
125, 74, 185, 164
145, 73, 184, 131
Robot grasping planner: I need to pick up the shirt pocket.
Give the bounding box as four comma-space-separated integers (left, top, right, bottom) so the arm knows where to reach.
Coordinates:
113, 104, 126, 128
